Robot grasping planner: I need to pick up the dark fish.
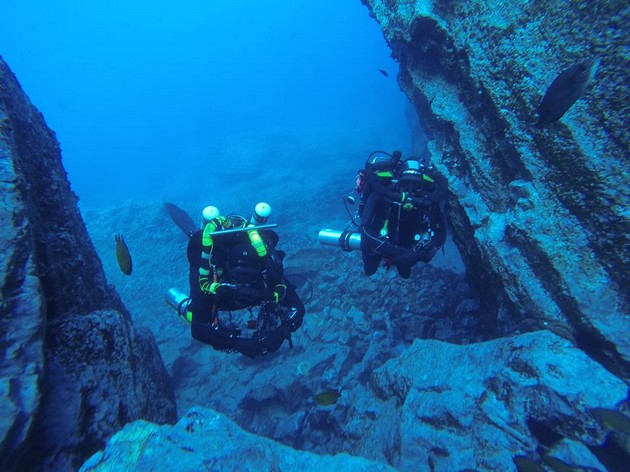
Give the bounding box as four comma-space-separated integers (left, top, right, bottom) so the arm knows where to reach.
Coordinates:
537, 58, 599, 125
115, 234, 132, 275
590, 407, 630, 433
513, 456, 545, 472
542, 454, 579, 472
377, 69, 389, 77
164, 202, 197, 238
314, 388, 342, 406
476, 390, 489, 407
364, 410, 377, 420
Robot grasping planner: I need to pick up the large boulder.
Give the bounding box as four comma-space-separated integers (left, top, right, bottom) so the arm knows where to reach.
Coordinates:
361, 0, 630, 380
0, 58, 176, 471
79, 407, 396, 472
78, 330, 629, 471
371, 330, 626, 471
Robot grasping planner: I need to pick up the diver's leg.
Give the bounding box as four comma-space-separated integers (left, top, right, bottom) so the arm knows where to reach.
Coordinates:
360, 227, 382, 276
362, 252, 381, 276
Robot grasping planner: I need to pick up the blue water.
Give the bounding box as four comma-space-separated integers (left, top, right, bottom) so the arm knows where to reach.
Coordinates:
1, 0, 413, 206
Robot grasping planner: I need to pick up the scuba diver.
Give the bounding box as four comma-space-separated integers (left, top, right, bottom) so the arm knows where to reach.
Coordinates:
166, 202, 305, 358
319, 150, 448, 278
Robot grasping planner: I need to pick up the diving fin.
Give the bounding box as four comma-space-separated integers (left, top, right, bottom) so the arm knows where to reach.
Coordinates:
164, 202, 197, 238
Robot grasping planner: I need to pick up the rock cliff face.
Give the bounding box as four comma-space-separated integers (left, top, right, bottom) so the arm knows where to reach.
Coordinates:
0, 58, 176, 471
361, 0, 630, 380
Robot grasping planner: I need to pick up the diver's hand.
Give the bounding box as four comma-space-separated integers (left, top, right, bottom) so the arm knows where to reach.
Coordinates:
236, 286, 275, 305
209, 282, 238, 298
255, 329, 287, 354
402, 193, 415, 210
410, 195, 433, 208
401, 193, 432, 210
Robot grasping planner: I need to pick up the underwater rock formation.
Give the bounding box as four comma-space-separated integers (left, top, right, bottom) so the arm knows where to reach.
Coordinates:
371, 330, 624, 471
79, 407, 396, 472
361, 0, 630, 380
0, 58, 176, 471
83, 331, 626, 471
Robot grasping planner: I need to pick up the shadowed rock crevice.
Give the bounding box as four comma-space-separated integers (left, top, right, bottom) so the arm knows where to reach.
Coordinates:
506, 224, 629, 379
0, 58, 177, 472
531, 130, 630, 301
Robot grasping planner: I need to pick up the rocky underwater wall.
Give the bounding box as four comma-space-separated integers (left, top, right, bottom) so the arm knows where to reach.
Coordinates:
0, 58, 176, 471
361, 0, 630, 380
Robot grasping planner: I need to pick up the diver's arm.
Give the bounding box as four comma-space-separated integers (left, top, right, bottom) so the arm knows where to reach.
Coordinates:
361, 226, 421, 263
279, 283, 305, 332
198, 217, 228, 293
258, 246, 288, 302
364, 165, 402, 202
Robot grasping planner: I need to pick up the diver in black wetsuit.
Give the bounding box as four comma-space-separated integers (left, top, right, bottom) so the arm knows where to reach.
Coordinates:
359, 150, 448, 278
168, 203, 305, 358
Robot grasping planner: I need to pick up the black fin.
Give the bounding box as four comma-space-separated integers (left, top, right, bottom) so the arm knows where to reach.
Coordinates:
164, 202, 197, 238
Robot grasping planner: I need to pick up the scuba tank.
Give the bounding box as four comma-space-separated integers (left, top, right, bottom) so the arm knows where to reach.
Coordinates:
201, 205, 220, 228
250, 202, 271, 225
165, 288, 191, 321
318, 229, 361, 251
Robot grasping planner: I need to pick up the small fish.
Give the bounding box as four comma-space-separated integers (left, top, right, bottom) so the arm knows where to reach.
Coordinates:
590, 407, 630, 433
115, 234, 132, 275
314, 388, 342, 406
513, 456, 545, 472
537, 58, 599, 125
377, 69, 389, 77
476, 390, 489, 407
364, 410, 377, 420
164, 202, 197, 238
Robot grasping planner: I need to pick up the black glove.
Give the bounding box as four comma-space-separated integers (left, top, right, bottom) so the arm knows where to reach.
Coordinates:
256, 329, 287, 354
401, 194, 432, 210
402, 193, 416, 210
411, 195, 433, 208
210, 283, 238, 298
237, 286, 275, 305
